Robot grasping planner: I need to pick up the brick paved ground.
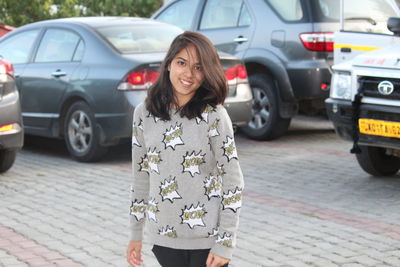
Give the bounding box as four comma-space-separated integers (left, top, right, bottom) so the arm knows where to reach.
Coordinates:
1, 115, 400, 267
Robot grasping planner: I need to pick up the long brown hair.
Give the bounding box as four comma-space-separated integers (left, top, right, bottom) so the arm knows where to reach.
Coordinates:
145, 31, 227, 120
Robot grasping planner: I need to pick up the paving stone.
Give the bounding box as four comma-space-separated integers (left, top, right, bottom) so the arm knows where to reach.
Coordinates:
1, 115, 400, 266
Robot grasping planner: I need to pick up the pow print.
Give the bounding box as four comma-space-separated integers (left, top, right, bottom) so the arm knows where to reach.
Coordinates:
208, 227, 219, 238
138, 154, 150, 174
180, 203, 207, 229
147, 148, 162, 174
138, 118, 143, 131
159, 177, 182, 203
163, 123, 184, 150
208, 119, 220, 137
216, 232, 233, 248
216, 162, 226, 177
196, 105, 214, 124
182, 151, 206, 177
132, 123, 141, 147
159, 225, 177, 238
222, 187, 243, 213
147, 198, 159, 223
147, 112, 161, 123
130, 199, 146, 221
222, 136, 238, 162
204, 175, 222, 200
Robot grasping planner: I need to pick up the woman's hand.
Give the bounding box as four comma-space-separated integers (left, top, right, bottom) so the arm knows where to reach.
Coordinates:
206, 253, 230, 267
126, 240, 143, 266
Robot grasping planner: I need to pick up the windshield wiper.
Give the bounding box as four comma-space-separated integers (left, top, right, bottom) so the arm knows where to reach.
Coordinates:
345, 17, 377, 25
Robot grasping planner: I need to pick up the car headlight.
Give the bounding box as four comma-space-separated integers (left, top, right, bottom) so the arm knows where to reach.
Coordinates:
330, 72, 352, 100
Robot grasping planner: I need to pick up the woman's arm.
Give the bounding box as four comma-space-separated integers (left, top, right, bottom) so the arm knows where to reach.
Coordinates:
208, 106, 244, 260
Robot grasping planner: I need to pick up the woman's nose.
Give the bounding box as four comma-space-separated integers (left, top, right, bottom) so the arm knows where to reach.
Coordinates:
184, 66, 193, 77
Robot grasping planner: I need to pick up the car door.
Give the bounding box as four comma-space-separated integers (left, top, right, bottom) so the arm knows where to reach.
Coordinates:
197, 0, 255, 57
20, 28, 83, 135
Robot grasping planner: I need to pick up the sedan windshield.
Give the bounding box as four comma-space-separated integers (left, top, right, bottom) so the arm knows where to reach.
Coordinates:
97, 24, 182, 54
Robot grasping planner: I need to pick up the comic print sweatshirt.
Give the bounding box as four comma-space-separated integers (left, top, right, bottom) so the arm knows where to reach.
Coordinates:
130, 103, 244, 260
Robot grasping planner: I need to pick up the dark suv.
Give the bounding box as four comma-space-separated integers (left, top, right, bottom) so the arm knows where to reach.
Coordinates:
153, 0, 342, 139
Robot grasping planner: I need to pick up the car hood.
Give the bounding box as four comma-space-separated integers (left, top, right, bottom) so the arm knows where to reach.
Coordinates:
353, 43, 400, 70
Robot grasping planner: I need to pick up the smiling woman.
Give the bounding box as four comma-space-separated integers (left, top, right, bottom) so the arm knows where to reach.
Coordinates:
127, 31, 244, 267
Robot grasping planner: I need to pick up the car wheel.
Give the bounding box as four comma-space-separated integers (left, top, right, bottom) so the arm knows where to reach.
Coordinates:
64, 101, 107, 162
0, 149, 17, 173
356, 146, 400, 176
241, 74, 291, 140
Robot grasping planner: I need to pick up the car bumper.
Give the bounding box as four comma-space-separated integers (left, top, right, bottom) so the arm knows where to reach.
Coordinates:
287, 63, 331, 100
0, 89, 24, 150
225, 83, 253, 126
326, 98, 400, 150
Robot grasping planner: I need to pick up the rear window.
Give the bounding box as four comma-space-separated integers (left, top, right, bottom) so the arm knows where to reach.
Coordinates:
97, 24, 182, 54
310, 0, 399, 33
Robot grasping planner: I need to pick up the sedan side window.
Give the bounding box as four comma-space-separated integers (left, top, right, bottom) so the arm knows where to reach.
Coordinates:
73, 40, 85, 62
35, 29, 81, 63
200, 0, 248, 30
156, 0, 200, 30
0, 30, 39, 64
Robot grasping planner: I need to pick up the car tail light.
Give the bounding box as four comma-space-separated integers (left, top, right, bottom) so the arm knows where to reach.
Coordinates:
0, 59, 14, 77
225, 64, 248, 85
299, 32, 334, 52
117, 69, 159, 91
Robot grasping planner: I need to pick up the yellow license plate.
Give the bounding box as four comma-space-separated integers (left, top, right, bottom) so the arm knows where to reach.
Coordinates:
359, 118, 400, 139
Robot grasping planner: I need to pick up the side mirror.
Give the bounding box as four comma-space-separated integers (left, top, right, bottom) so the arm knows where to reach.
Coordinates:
387, 17, 400, 36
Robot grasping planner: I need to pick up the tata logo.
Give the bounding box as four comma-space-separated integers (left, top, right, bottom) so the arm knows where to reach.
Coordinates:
377, 81, 394, 95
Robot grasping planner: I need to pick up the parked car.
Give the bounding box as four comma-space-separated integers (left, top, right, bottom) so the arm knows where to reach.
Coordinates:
0, 58, 24, 173
0, 17, 252, 162
326, 16, 400, 176
153, 0, 400, 140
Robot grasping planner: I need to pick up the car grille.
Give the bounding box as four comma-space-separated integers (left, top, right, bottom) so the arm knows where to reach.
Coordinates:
358, 76, 400, 100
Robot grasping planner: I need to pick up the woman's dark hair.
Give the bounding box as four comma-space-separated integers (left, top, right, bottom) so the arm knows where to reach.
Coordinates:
145, 31, 227, 121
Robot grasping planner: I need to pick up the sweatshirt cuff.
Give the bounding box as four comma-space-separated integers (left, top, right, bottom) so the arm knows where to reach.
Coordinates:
210, 243, 234, 260
130, 227, 144, 241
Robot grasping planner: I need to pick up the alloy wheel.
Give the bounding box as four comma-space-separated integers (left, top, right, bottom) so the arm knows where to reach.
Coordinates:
67, 110, 93, 153
248, 87, 270, 130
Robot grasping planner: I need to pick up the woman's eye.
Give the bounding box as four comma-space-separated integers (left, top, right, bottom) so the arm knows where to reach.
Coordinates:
177, 60, 185, 66
194, 66, 202, 71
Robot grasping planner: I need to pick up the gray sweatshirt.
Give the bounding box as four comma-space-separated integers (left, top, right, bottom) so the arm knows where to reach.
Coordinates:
130, 103, 244, 259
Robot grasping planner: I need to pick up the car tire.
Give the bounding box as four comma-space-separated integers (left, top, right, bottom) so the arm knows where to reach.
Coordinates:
241, 74, 291, 140
356, 145, 400, 176
64, 101, 107, 162
0, 149, 17, 173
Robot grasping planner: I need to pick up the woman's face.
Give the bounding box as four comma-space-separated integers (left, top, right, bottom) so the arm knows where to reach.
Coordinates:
168, 44, 204, 107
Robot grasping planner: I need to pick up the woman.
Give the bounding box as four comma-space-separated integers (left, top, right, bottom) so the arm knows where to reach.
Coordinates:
126, 31, 244, 267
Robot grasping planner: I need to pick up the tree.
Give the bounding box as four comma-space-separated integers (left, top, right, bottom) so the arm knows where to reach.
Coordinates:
0, 0, 163, 27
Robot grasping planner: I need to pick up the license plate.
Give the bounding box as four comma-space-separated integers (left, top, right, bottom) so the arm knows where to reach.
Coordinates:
359, 118, 400, 139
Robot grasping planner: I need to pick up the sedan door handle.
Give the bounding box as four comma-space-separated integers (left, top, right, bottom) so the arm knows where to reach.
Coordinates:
233, 36, 248, 44
51, 70, 67, 78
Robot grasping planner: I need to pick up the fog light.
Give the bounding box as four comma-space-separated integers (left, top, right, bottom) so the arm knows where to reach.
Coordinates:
332, 103, 338, 113
0, 123, 21, 135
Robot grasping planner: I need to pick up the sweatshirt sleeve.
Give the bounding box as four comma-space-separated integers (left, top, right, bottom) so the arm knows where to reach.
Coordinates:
129, 103, 150, 241
209, 105, 244, 260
